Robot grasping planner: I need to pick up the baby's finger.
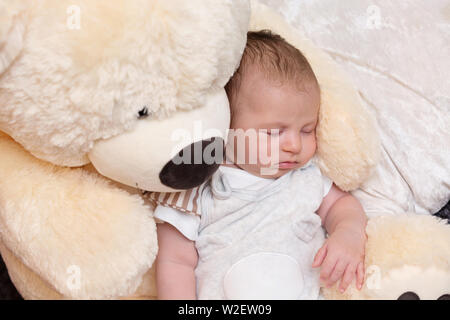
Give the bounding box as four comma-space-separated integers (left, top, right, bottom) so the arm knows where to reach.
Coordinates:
326, 260, 347, 288
312, 242, 328, 268
339, 264, 357, 293
356, 262, 365, 290
319, 255, 338, 285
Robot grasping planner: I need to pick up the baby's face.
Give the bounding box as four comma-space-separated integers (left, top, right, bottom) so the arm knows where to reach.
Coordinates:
226, 71, 320, 178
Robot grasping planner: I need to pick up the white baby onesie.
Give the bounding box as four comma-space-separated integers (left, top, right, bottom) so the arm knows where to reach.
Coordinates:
151, 160, 332, 300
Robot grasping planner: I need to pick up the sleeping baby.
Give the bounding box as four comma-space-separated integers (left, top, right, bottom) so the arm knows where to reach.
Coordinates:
151, 30, 368, 300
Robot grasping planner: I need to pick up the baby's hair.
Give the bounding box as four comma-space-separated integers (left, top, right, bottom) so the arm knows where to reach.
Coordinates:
225, 30, 319, 119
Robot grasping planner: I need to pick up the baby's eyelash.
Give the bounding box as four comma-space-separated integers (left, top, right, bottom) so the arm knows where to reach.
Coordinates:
266, 129, 282, 135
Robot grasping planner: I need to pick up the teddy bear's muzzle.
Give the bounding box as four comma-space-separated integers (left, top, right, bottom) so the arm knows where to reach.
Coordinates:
159, 137, 224, 190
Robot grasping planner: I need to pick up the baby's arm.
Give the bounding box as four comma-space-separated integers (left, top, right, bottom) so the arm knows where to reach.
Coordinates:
313, 184, 367, 292
156, 222, 198, 299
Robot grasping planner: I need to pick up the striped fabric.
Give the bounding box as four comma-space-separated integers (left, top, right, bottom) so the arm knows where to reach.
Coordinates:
148, 186, 202, 216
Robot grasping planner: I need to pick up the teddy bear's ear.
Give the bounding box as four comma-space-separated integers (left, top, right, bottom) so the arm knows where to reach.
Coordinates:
0, 1, 28, 75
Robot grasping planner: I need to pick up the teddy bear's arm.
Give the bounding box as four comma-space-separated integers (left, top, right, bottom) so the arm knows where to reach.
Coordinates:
0, 131, 157, 299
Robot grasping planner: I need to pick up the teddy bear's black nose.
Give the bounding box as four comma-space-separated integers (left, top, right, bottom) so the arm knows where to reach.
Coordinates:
159, 137, 224, 190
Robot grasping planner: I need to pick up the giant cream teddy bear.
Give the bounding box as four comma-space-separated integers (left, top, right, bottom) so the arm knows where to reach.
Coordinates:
0, 0, 251, 299
2, 0, 447, 300
0, 0, 378, 299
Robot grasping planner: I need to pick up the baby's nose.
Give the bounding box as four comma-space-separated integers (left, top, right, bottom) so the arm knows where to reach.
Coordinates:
282, 133, 302, 154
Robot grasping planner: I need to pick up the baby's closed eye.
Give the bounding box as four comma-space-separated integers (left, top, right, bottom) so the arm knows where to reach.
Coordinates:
264, 128, 283, 136
301, 125, 316, 134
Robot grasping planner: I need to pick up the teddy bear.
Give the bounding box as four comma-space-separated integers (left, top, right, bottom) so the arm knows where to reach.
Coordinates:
322, 214, 450, 300
0, 0, 252, 299
0, 0, 379, 299
2, 0, 446, 300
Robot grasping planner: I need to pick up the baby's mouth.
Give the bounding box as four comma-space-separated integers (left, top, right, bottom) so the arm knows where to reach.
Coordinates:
278, 161, 299, 169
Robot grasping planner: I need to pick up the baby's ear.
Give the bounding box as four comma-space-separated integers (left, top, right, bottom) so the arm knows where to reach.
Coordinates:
0, 1, 28, 75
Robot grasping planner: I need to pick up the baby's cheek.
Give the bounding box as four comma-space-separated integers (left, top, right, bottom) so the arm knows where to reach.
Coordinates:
304, 136, 317, 160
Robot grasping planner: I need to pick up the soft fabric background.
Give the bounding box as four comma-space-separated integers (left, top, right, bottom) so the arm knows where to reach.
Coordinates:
0, 0, 449, 299
261, 0, 450, 217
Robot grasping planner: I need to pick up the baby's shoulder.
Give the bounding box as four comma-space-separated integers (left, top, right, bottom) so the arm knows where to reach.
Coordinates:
292, 160, 322, 177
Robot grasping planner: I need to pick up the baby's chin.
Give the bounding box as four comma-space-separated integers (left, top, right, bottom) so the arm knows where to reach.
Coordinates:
253, 165, 301, 179
232, 162, 303, 179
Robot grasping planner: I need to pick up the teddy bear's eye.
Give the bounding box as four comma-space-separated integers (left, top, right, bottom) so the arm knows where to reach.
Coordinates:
137, 106, 150, 119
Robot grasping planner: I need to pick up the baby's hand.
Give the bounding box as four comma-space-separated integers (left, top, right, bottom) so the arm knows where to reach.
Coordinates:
312, 225, 366, 293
